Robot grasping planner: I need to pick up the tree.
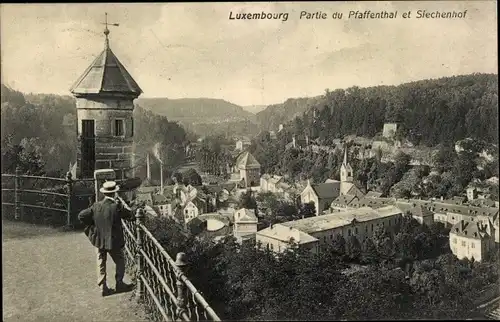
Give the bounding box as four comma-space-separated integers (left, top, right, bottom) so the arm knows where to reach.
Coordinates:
361, 238, 379, 264
1, 135, 45, 175
238, 190, 257, 210
182, 168, 202, 186
433, 145, 455, 173
331, 234, 346, 256
372, 227, 395, 260
346, 235, 362, 261
298, 202, 315, 219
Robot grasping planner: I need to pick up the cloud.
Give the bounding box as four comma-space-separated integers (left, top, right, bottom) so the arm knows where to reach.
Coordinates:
0, 2, 497, 106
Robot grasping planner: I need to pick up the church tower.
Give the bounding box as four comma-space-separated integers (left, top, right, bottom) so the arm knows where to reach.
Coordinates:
340, 146, 353, 183
70, 14, 142, 180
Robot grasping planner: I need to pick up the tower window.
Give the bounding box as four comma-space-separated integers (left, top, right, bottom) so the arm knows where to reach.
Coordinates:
114, 119, 124, 137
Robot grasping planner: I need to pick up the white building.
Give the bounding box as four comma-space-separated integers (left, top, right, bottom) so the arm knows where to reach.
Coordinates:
256, 206, 403, 255
449, 219, 496, 262
233, 208, 258, 241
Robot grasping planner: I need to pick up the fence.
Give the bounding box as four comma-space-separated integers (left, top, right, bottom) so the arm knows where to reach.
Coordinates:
1, 167, 134, 227
1, 167, 95, 227
123, 209, 221, 321
1, 166, 221, 321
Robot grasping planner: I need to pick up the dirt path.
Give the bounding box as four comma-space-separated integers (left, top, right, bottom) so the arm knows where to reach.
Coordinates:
3, 222, 148, 322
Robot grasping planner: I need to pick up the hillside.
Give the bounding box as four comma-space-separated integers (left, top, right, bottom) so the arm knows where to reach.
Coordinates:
242, 105, 267, 114
249, 73, 499, 195
0, 84, 189, 177
136, 97, 259, 137
256, 96, 327, 131
256, 73, 498, 146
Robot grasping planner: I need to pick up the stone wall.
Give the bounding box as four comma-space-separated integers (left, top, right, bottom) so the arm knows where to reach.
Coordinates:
75, 96, 136, 180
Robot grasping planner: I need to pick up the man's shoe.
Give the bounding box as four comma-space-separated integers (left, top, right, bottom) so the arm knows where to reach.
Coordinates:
115, 281, 134, 293
101, 285, 113, 297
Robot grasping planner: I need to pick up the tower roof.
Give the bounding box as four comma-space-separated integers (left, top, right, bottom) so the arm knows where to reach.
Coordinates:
70, 44, 142, 96
342, 146, 353, 171
235, 151, 261, 169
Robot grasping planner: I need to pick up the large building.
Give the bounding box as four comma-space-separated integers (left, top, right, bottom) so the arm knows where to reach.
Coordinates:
256, 206, 403, 254
70, 22, 142, 179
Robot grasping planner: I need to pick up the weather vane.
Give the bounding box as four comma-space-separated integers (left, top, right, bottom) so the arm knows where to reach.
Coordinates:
101, 12, 119, 47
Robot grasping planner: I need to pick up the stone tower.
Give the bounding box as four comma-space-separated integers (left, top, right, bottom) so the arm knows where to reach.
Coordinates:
69, 16, 142, 180
340, 146, 353, 183
235, 151, 261, 188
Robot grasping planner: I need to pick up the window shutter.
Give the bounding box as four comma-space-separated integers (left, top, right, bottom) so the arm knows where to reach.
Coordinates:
111, 119, 115, 137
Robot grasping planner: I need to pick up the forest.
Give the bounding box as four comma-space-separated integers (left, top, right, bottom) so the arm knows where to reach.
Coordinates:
145, 213, 499, 321
249, 74, 499, 200
0, 84, 190, 177
257, 73, 498, 146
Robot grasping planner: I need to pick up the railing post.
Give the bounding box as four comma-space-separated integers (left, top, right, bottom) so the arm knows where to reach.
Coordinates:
66, 171, 73, 228
135, 208, 145, 301
14, 166, 21, 220
175, 252, 188, 318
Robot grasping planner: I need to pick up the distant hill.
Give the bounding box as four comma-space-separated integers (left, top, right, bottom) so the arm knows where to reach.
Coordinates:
242, 105, 267, 114
256, 96, 327, 131
136, 97, 259, 137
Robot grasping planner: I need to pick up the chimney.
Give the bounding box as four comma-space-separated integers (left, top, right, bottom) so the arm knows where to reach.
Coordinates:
146, 153, 151, 180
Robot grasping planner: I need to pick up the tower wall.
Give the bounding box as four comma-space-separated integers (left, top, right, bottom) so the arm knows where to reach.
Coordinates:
76, 96, 136, 180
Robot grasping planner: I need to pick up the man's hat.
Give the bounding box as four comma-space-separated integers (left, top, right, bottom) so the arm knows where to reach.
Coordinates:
100, 181, 120, 194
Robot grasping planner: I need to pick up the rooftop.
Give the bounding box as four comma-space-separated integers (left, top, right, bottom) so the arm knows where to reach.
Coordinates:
235, 151, 261, 169
70, 44, 142, 96
256, 223, 318, 245
235, 208, 258, 223
280, 206, 402, 234
310, 182, 341, 199
450, 220, 490, 240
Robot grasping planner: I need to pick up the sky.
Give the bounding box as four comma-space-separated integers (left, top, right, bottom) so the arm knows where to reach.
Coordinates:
0, 1, 497, 107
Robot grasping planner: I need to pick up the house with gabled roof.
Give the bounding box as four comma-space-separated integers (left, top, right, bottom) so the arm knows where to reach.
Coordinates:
300, 146, 365, 216
449, 219, 496, 262
233, 208, 258, 241
330, 194, 359, 212
301, 180, 341, 216
182, 196, 207, 224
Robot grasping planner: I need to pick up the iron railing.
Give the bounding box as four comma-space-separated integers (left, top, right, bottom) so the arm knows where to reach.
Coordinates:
123, 209, 221, 321
2, 167, 221, 321
1, 167, 95, 227
1, 167, 134, 227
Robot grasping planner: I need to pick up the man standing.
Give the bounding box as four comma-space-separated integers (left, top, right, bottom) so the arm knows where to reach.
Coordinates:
78, 181, 137, 297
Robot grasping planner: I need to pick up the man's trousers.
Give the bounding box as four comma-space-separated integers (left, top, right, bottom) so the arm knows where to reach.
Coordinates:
96, 247, 126, 288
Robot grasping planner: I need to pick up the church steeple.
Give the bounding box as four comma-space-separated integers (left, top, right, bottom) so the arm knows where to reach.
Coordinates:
340, 145, 353, 183
343, 146, 348, 166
